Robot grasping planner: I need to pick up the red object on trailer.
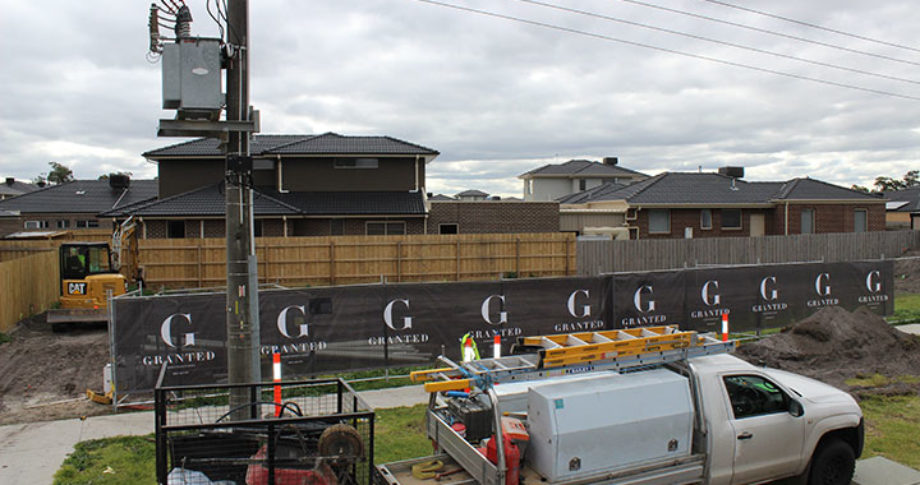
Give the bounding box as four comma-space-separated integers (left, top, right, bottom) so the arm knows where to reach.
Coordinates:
245, 445, 338, 485
485, 434, 521, 485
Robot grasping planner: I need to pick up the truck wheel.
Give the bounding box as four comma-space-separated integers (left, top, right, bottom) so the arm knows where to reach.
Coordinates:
808, 439, 855, 485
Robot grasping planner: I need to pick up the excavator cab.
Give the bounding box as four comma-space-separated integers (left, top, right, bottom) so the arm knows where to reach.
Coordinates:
49, 242, 127, 329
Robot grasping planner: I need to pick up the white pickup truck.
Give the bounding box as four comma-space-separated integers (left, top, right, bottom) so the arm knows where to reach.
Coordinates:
377, 352, 863, 485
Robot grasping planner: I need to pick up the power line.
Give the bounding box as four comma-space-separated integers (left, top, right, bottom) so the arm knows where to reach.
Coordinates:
412, 0, 920, 102
616, 0, 920, 68
700, 0, 920, 54
517, 0, 920, 86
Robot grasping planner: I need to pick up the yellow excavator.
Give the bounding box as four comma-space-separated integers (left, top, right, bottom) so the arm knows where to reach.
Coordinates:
47, 218, 137, 331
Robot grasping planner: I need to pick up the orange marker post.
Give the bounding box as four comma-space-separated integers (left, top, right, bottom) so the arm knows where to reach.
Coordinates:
272, 352, 282, 417
493, 334, 501, 358
721, 313, 729, 342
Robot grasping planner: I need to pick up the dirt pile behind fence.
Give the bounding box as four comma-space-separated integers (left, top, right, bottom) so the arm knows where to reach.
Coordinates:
736, 306, 920, 395
894, 250, 920, 294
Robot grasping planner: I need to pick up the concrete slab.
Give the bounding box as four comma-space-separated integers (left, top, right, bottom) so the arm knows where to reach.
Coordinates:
853, 456, 920, 485
896, 323, 920, 336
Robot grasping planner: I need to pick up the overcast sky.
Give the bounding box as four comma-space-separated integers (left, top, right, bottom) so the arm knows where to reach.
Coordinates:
1, 0, 918, 197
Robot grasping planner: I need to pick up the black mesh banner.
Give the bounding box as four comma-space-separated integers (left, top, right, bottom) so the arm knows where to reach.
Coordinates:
112, 261, 892, 393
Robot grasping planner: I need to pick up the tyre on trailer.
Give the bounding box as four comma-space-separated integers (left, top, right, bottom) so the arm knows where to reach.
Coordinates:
808, 439, 855, 485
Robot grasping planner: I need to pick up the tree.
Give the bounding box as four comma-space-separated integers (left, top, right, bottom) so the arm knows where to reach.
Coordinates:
873, 170, 920, 192
850, 184, 870, 193
45, 162, 74, 185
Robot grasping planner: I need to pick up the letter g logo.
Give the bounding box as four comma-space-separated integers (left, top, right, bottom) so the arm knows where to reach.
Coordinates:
633, 285, 655, 313
815, 273, 831, 296
866, 271, 882, 293
384, 299, 412, 331
160, 313, 195, 348
277, 305, 310, 339
567, 290, 591, 318
701, 280, 720, 306
760, 276, 778, 301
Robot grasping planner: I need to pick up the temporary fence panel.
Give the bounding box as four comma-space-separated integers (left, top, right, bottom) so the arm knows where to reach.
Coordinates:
138, 233, 576, 289
112, 260, 892, 396
155, 378, 374, 485
578, 230, 920, 275
0, 251, 59, 332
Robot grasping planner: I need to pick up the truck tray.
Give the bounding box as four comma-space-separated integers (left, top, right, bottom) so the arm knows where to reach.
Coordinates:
376, 455, 477, 485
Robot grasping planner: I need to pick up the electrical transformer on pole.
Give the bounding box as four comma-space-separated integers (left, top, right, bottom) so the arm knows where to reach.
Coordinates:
149, 0, 261, 420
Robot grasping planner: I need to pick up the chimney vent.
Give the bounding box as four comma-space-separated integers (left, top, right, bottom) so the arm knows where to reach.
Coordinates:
5, 177, 13, 186
603, 157, 619, 166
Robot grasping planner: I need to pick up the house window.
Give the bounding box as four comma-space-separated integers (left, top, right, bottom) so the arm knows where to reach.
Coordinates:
648, 209, 670, 234
334, 158, 378, 169
700, 209, 713, 230
24, 220, 48, 229
330, 219, 344, 236
56, 220, 70, 229
253, 220, 263, 238
366, 221, 406, 235
167, 220, 186, 238
439, 223, 459, 234
801, 209, 815, 234
579, 179, 587, 191
721, 209, 742, 230
854, 209, 868, 232
76, 220, 100, 228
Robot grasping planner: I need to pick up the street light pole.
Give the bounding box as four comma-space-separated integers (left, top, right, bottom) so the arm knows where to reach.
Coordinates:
225, 0, 260, 420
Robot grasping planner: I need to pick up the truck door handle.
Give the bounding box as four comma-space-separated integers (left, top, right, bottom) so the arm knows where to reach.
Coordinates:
737, 432, 753, 440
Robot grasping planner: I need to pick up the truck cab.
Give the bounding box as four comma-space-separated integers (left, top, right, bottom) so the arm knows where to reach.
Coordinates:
690, 354, 863, 485
49, 242, 128, 329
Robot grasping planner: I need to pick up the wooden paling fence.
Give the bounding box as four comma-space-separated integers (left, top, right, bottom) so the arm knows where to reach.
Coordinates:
139, 233, 576, 289
578, 230, 920, 275
0, 251, 59, 332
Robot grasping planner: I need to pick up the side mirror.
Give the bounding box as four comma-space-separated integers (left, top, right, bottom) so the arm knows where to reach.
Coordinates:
789, 399, 804, 418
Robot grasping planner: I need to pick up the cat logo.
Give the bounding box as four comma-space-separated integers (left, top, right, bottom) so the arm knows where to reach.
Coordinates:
68, 282, 87, 295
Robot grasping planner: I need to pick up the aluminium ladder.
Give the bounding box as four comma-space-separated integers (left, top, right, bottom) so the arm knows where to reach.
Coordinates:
411, 325, 735, 393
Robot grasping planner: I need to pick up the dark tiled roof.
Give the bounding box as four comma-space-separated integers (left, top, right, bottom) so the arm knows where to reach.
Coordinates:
0, 179, 38, 197
0, 180, 158, 214
561, 172, 882, 206
520, 159, 648, 178
883, 187, 920, 212
429, 194, 456, 201
556, 181, 627, 204
144, 133, 438, 158
104, 185, 426, 217
102, 184, 301, 217
774, 178, 881, 201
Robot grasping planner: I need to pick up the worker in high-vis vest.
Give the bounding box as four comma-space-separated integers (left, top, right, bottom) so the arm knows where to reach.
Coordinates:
460, 332, 480, 362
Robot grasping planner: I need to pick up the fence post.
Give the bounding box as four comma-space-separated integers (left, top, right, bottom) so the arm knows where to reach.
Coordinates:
515, 238, 520, 276
563, 237, 570, 275
196, 242, 203, 288
329, 240, 336, 286
397, 241, 402, 283
456, 239, 461, 281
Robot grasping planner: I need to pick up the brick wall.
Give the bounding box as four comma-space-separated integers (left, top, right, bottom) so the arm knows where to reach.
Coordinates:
428, 201, 559, 234
636, 208, 775, 239
774, 203, 885, 234
635, 204, 885, 239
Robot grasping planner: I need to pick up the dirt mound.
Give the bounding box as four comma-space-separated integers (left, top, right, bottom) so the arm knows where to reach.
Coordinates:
0, 315, 113, 425
736, 306, 920, 394
894, 250, 920, 294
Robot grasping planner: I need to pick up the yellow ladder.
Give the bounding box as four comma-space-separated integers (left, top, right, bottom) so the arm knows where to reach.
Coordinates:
411, 325, 732, 393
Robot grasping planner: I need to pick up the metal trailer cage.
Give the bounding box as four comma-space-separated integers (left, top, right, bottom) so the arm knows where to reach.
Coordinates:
155, 376, 375, 485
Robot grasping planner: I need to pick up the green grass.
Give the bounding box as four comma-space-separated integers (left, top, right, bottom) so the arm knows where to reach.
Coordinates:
374, 404, 432, 463
845, 373, 920, 388
0, 332, 11, 345
54, 435, 156, 485
858, 394, 920, 469
891, 293, 920, 324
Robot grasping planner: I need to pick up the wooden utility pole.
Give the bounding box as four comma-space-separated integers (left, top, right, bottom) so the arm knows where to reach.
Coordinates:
225, 0, 260, 420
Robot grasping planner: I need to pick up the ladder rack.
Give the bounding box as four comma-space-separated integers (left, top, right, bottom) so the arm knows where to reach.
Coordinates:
411, 326, 734, 393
